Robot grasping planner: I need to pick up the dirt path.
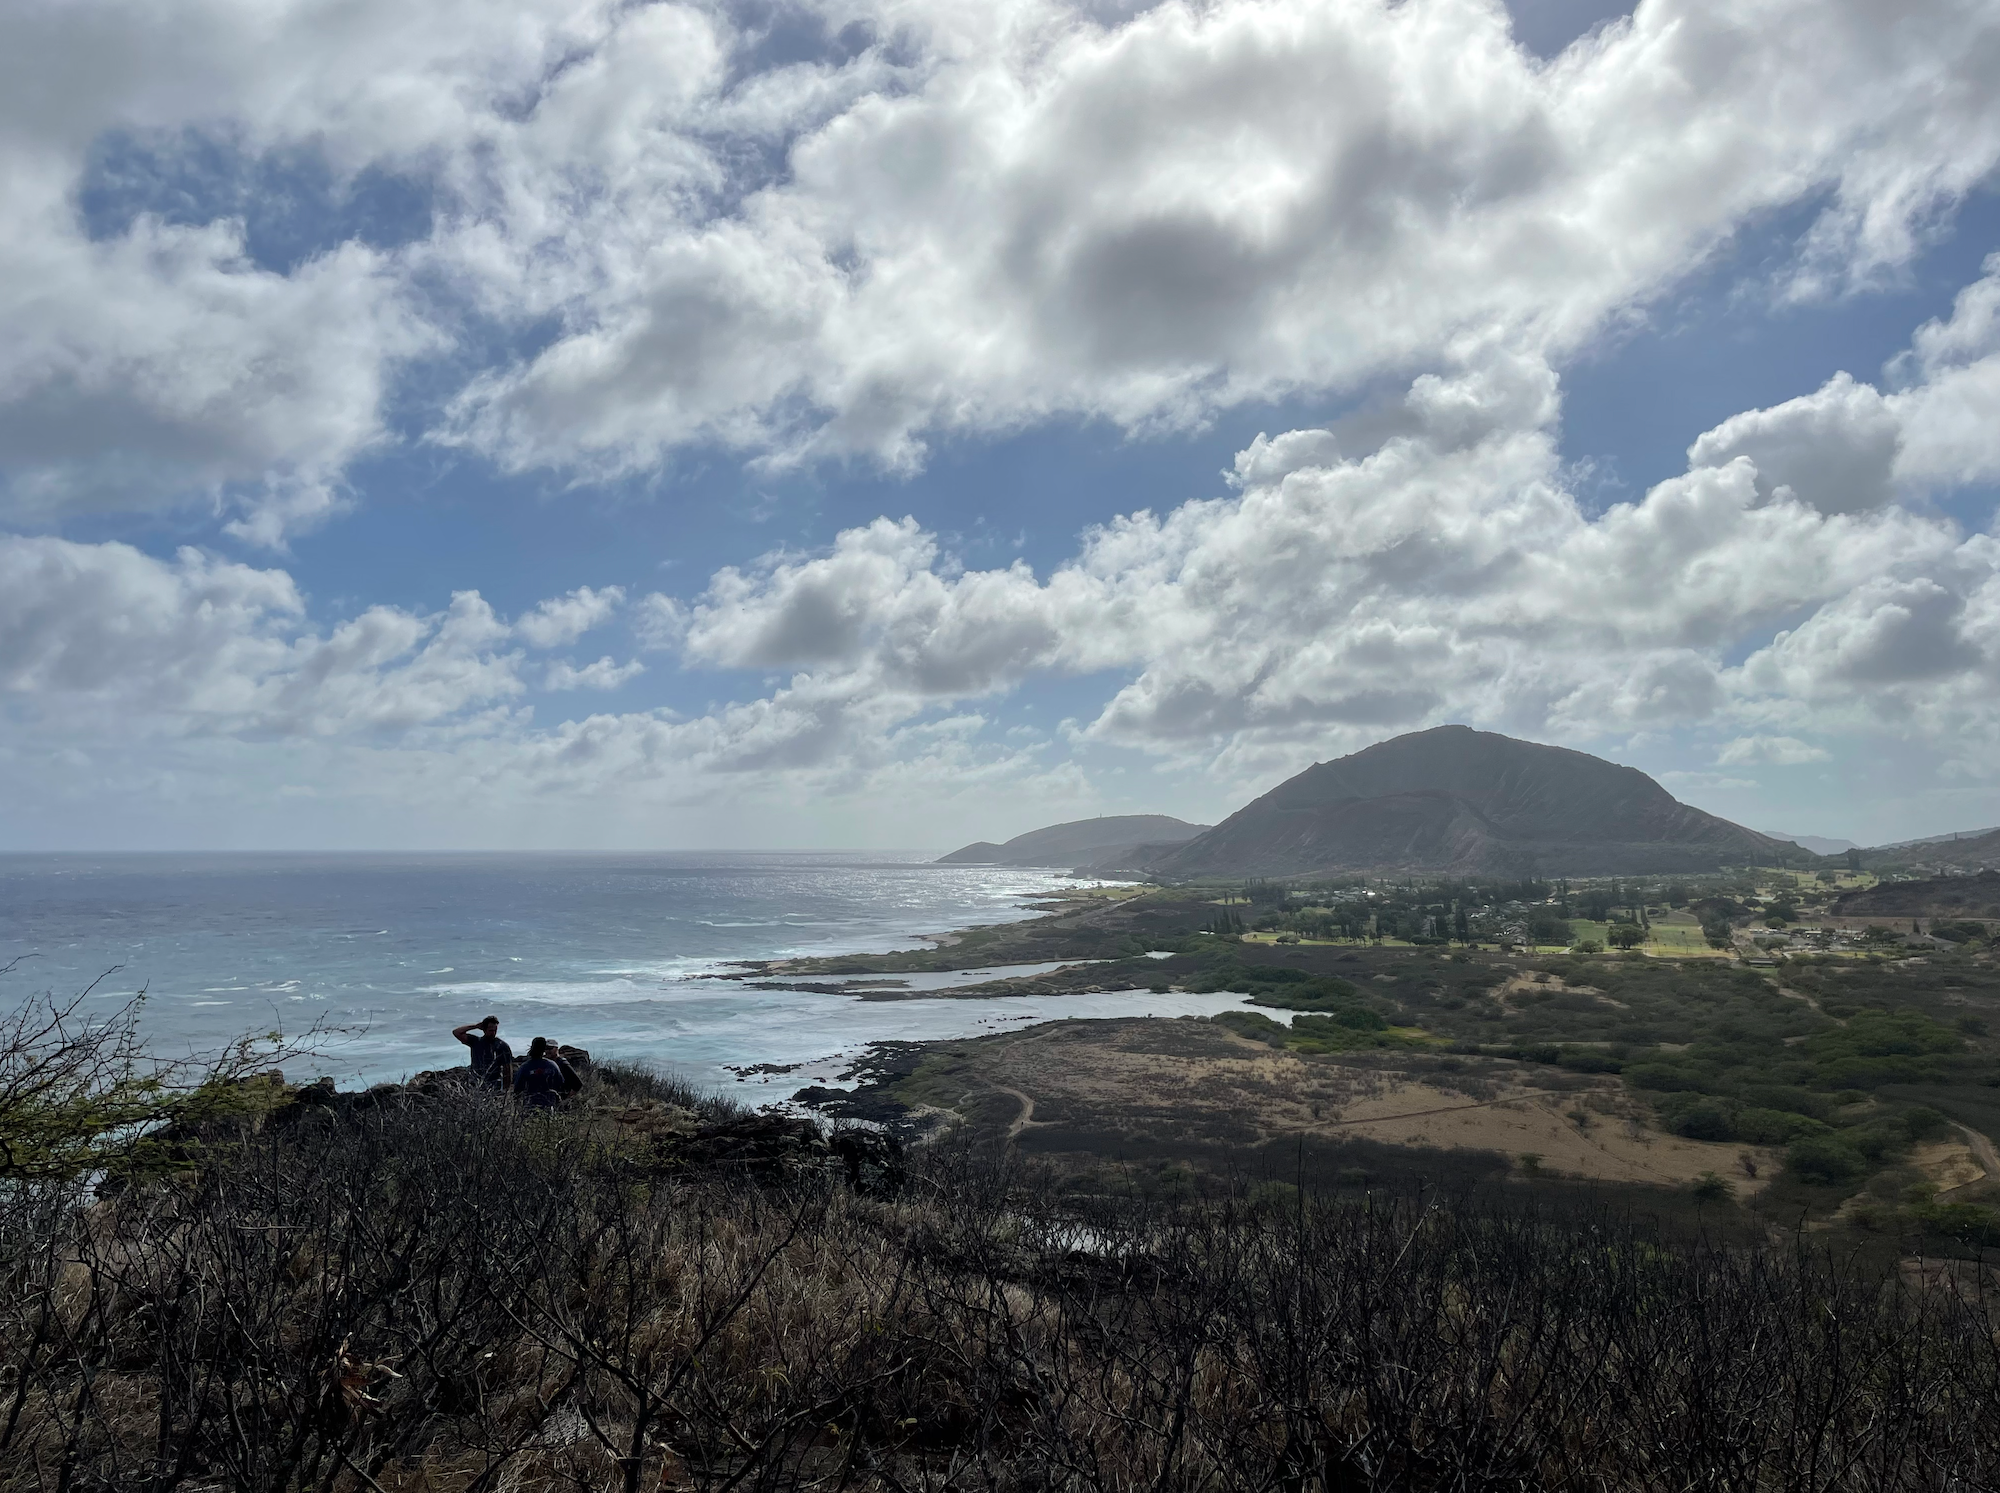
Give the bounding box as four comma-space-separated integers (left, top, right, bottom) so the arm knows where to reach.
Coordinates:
1319, 1088, 1570, 1130
1940, 1122, 2000, 1195
998, 1086, 1039, 1142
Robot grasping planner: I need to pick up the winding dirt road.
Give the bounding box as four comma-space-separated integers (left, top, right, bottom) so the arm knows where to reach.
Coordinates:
1940, 1121, 2000, 1195
998, 1086, 1039, 1141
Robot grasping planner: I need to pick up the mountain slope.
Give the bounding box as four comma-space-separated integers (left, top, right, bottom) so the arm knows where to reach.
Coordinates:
1150, 726, 1789, 878
1834, 871, 2000, 919
1861, 828, 2000, 872
937, 815, 1209, 867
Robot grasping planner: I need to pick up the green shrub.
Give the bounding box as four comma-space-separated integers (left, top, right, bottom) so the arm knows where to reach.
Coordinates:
1690, 1172, 1734, 1202
1623, 1062, 1714, 1093
1785, 1134, 1867, 1186
1844, 1122, 1911, 1165
1736, 1085, 1837, 1122
1664, 1098, 1737, 1142
1213, 1010, 1289, 1047
1289, 1014, 1407, 1051
1900, 1106, 1951, 1142
1557, 1047, 1623, 1074
1808, 1008, 1962, 1064
1911, 1202, 2000, 1247
1733, 1108, 1827, 1145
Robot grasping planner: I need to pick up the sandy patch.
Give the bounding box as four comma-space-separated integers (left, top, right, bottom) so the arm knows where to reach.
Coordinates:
1326, 1077, 1773, 1192
1914, 1138, 1988, 1194
933, 1020, 1772, 1193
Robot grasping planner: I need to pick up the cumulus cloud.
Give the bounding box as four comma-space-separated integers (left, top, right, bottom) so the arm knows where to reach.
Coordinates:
1678, 253, 2000, 516
8, 0, 2000, 839
0, 536, 525, 737
449, 0, 2000, 477
641, 339, 2000, 786
1891, 253, 2000, 491
1686, 373, 1903, 515
10, 288, 2000, 829
543, 656, 644, 691
1717, 735, 1833, 767
515, 585, 624, 648
5, 0, 2000, 532
0, 217, 430, 542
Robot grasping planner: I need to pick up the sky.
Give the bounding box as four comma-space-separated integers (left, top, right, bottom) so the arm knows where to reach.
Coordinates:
5, 0, 2000, 853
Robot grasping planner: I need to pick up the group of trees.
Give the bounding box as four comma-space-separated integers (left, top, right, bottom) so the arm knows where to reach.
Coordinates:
1223, 873, 1747, 952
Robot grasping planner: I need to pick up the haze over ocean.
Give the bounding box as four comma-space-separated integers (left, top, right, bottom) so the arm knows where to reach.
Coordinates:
0, 853, 1251, 1092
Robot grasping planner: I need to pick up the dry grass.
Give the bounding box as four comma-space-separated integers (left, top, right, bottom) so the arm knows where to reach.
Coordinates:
3, 1081, 1999, 1492
904, 1019, 1769, 1190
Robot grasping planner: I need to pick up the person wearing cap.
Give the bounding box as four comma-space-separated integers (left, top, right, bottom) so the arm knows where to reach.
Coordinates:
450, 1015, 513, 1092
512, 1036, 579, 1110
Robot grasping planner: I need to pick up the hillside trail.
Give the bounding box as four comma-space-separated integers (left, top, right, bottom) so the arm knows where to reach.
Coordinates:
998, 1086, 1038, 1141
1939, 1121, 2000, 1195
1317, 1088, 1570, 1130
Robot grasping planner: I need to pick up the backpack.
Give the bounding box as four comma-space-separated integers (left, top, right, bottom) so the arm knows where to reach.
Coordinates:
514, 1056, 567, 1109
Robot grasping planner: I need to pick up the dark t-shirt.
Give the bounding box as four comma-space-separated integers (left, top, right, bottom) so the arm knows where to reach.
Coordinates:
461, 1032, 513, 1085
514, 1056, 567, 1109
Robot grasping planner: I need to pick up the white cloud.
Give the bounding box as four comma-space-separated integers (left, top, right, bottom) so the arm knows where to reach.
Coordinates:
543, 655, 644, 691
1678, 255, 2000, 519
4, 0, 2000, 532
0, 216, 431, 542
1686, 373, 1903, 516
10, 284, 2000, 835
0, 535, 525, 737
515, 585, 624, 648
1890, 253, 2000, 492
636, 337, 2000, 789
1717, 735, 1833, 767
449, 0, 2000, 478
8, 0, 2000, 842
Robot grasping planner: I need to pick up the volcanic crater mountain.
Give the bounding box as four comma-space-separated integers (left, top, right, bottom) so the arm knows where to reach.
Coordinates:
960, 727, 1796, 879
1154, 727, 1792, 877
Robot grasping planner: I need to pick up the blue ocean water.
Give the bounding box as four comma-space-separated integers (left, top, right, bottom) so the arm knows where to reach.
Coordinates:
0, 853, 1250, 1093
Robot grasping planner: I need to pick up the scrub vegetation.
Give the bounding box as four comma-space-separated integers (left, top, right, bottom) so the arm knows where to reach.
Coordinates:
5, 1053, 2000, 1492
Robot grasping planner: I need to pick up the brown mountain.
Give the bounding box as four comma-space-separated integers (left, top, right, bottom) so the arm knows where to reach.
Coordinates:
937, 814, 1208, 868
1148, 726, 1792, 878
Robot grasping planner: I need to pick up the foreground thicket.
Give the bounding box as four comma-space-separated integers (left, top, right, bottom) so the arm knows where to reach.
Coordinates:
3, 1079, 1999, 1493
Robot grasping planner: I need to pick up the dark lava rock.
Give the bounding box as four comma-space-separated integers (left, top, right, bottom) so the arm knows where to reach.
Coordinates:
792, 1085, 912, 1125
677, 1113, 828, 1175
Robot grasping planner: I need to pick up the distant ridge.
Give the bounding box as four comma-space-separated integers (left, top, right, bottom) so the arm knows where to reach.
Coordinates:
1835, 871, 2000, 919
937, 814, 1209, 869
1760, 829, 1858, 856
1861, 826, 2000, 872
1148, 726, 1791, 878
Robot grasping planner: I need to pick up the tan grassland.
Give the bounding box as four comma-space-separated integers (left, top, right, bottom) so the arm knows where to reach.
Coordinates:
904, 1017, 1773, 1192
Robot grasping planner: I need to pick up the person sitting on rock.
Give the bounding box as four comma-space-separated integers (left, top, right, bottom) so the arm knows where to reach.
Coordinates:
451, 1015, 513, 1092
512, 1037, 575, 1111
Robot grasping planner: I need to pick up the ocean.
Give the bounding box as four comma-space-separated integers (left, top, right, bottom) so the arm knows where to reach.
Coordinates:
0, 852, 1251, 1094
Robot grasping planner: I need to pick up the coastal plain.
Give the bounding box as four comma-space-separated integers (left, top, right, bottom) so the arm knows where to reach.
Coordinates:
763, 879, 2000, 1240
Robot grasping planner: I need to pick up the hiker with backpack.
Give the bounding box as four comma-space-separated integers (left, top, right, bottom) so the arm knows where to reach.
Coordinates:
511, 1036, 582, 1111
